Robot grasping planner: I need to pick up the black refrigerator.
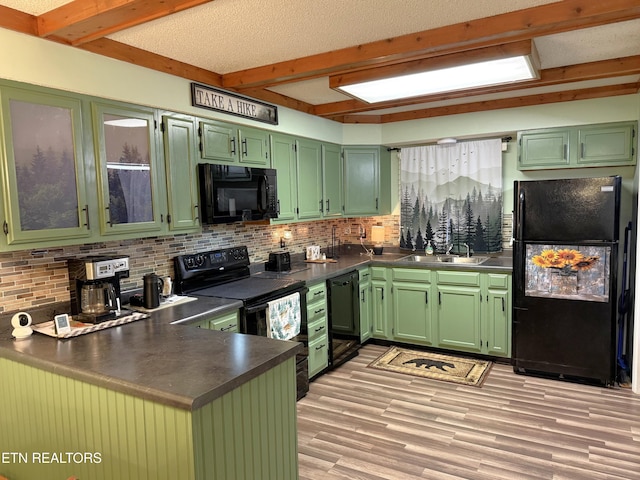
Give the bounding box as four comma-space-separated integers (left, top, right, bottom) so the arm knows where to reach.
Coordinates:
512, 176, 621, 385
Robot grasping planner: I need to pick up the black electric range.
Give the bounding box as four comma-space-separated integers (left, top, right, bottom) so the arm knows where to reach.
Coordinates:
174, 246, 310, 399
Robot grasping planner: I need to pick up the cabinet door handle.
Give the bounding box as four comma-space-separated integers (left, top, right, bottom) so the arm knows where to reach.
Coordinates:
105, 206, 112, 226
276, 200, 280, 215
326, 199, 330, 212
313, 291, 323, 296
314, 325, 325, 333
580, 142, 585, 159
83, 204, 90, 230
220, 324, 237, 332
230, 137, 236, 155
242, 138, 248, 156
319, 199, 324, 213
316, 344, 326, 351
425, 291, 428, 304
314, 308, 325, 315
502, 297, 505, 312
194, 204, 199, 222
361, 289, 365, 303
381, 287, 384, 301
438, 291, 441, 305
375, 197, 379, 210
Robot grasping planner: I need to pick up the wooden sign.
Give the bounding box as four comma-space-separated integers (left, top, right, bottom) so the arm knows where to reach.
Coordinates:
191, 83, 278, 125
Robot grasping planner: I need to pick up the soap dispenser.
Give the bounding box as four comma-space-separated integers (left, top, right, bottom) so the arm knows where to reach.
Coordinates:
425, 241, 434, 255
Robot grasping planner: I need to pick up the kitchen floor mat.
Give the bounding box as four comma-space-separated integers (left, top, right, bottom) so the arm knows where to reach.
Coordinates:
368, 346, 492, 387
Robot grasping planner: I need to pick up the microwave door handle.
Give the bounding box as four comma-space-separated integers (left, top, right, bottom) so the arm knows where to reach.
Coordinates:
257, 175, 268, 212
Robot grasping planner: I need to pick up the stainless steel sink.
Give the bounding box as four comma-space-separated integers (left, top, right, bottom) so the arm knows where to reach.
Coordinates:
400, 254, 488, 265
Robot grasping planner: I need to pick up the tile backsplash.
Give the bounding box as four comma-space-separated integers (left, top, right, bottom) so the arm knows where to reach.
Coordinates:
0, 216, 398, 314
0, 212, 512, 315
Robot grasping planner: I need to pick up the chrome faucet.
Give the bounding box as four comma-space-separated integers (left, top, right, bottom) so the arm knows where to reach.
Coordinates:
446, 244, 454, 255
463, 243, 470, 257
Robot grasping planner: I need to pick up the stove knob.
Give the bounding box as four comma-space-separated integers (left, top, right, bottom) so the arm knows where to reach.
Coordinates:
185, 257, 195, 269
195, 254, 205, 267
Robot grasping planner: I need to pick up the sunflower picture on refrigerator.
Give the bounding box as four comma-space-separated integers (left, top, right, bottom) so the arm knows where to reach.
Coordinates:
525, 245, 610, 302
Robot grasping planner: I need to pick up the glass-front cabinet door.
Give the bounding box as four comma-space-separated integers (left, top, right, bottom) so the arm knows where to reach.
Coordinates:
0, 87, 91, 247
92, 102, 163, 235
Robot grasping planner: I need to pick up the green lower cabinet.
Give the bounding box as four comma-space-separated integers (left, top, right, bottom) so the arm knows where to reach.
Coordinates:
0, 356, 298, 480
484, 274, 512, 357
306, 281, 328, 378
194, 309, 239, 332
435, 283, 482, 352
371, 267, 390, 339
208, 310, 240, 332
391, 268, 434, 345
359, 268, 372, 342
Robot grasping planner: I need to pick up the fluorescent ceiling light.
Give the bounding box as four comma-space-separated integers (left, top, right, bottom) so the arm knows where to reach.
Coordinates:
337, 55, 538, 103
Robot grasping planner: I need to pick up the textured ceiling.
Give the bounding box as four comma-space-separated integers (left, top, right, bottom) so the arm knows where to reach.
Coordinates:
1, 0, 639, 122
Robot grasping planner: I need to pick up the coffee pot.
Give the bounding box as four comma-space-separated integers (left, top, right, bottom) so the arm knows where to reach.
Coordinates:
81, 282, 117, 315
143, 273, 164, 309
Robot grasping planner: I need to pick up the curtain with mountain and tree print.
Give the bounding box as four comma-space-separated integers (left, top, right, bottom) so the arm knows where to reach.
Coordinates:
400, 139, 503, 255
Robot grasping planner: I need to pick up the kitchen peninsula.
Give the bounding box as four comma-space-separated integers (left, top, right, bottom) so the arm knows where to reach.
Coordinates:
0, 297, 301, 480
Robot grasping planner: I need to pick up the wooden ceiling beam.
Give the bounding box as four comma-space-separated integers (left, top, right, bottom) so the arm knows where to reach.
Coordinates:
337, 83, 640, 124
78, 38, 223, 86
314, 55, 640, 117
223, 0, 640, 90
0, 5, 37, 34
37, 0, 215, 46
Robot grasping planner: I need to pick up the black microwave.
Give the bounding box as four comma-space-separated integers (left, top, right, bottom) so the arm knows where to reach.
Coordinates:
198, 164, 278, 224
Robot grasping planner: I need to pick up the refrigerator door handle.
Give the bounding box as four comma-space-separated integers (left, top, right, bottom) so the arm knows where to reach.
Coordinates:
516, 190, 525, 240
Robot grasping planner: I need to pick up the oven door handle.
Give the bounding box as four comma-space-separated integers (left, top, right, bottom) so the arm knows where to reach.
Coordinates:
245, 302, 269, 315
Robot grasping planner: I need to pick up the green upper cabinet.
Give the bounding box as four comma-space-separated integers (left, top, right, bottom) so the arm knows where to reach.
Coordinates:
239, 125, 270, 166
0, 85, 93, 249
577, 123, 636, 166
161, 114, 200, 233
518, 129, 571, 169
296, 138, 323, 220
199, 120, 236, 162
518, 121, 636, 170
322, 143, 343, 218
343, 146, 392, 216
92, 101, 165, 236
270, 133, 298, 223
198, 119, 270, 167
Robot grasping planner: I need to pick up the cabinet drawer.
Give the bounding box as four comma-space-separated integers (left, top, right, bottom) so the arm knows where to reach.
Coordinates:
308, 336, 329, 378
359, 268, 371, 283
487, 273, 510, 289
436, 271, 480, 286
371, 266, 387, 280
306, 282, 326, 303
307, 302, 327, 323
392, 267, 431, 283
308, 317, 328, 342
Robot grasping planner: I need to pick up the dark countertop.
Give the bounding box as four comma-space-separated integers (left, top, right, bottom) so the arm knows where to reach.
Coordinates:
0, 247, 509, 412
255, 247, 513, 282
0, 296, 301, 411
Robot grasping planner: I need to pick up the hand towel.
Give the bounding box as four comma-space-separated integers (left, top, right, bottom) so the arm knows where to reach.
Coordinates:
267, 292, 301, 341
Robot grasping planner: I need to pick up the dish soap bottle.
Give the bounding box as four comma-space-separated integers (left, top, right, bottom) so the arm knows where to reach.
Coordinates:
425, 241, 434, 255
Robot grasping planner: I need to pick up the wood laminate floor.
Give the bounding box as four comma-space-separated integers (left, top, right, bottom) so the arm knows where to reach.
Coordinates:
297, 344, 640, 480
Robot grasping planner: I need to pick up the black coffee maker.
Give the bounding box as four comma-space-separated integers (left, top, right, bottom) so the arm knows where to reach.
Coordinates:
67, 255, 130, 323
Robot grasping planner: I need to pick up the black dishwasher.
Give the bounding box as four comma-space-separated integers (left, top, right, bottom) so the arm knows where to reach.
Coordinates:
327, 270, 361, 368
